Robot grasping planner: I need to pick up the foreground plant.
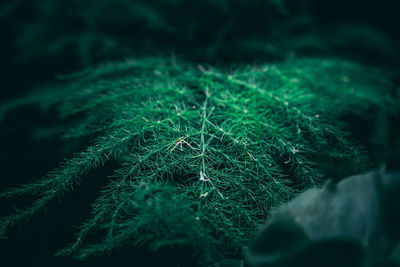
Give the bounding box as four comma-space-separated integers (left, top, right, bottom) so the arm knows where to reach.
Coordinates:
0, 57, 396, 265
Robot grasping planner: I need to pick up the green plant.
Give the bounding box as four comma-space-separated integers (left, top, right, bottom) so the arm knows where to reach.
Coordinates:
0, 56, 397, 265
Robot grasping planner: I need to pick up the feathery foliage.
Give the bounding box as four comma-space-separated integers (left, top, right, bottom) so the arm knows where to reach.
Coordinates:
0, 57, 397, 265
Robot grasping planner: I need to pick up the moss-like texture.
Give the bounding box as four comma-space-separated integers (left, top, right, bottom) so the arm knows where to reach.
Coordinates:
0, 57, 397, 265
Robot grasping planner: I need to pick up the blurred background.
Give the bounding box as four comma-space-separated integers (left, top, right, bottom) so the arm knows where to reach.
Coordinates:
1, 0, 399, 102
0, 0, 399, 266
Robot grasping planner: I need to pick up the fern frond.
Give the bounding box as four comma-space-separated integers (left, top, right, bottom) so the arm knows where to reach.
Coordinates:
0, 57, 396, 264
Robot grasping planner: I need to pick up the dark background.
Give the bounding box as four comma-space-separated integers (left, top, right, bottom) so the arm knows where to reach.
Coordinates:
0, 0, 399, 266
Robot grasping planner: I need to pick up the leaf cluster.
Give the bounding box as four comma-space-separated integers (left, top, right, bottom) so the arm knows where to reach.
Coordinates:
0, 57, 397, 265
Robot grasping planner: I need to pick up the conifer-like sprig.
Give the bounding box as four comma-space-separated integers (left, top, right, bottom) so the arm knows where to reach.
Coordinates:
0, 57, 396, 264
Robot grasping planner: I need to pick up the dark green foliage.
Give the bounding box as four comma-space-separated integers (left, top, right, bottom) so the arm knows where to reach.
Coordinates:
3, 0, 398, 68
4, 0, 287, 66
0, 56, 397, 265
0, 1, 399, 266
